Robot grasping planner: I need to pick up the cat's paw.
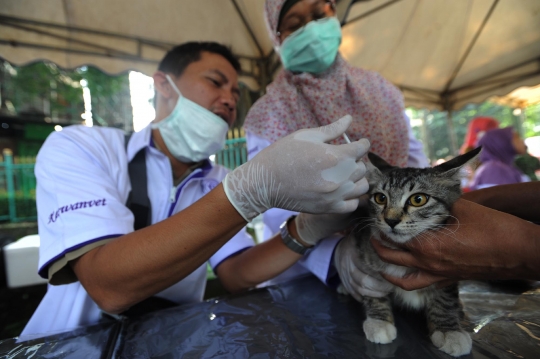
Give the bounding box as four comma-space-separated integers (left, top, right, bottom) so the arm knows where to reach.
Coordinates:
336, 284, 349, 295
430, 330, 472, 357
363, 318, 397, 344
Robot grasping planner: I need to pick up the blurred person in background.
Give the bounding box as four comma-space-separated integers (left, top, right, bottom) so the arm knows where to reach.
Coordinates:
460, 116, 499, 154
470, 127, 528, 190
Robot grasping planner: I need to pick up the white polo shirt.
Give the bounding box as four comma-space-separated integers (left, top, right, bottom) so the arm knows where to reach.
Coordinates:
21, 124, 254, 339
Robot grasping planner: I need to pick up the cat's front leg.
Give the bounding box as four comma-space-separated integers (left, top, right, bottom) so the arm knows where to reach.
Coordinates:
362, 296, 397, 344
426, 284, 472, 357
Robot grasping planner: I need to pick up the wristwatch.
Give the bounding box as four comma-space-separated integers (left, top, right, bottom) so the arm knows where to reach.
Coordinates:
279, 215, 311, 255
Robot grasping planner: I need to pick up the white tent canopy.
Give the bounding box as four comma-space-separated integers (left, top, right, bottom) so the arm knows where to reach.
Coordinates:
491, 84, 540, 108
1, 0, 540, 110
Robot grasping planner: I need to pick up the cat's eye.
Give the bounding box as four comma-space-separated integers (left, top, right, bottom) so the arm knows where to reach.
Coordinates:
408, 193, 430, 207
373, 193, 387, 205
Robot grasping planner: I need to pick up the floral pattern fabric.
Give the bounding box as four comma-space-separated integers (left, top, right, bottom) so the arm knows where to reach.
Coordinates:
245, 0, 409, 167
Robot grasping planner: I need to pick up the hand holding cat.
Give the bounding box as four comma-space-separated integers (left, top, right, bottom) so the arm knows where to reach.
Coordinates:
295, 196, 369, 245
334, 235, 394, 299
372, 199, 540, 290
224, 115, 370, 221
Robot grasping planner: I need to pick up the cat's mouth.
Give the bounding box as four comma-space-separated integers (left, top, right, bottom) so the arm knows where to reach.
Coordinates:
381, 228, 414, 244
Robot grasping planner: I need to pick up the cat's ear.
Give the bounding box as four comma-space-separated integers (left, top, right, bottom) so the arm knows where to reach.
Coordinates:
368, 152, 396, 173
434, 147, 481, 178
365, 159, 382, 182
365, 153, 387, 187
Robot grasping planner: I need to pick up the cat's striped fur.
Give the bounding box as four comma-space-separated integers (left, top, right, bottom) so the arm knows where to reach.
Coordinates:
346, 148, 480, 357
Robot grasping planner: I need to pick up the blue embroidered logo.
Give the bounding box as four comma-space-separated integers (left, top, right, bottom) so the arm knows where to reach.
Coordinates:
48, 198, 107, 224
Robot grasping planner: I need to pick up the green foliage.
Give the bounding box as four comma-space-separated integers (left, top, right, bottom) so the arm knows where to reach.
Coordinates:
81, 66, 128, 99
0, 194, 37, 222
2, 60, 132, 127
523, 103, 540, 138
8, 62, 84, 120
409, 102, 540, 163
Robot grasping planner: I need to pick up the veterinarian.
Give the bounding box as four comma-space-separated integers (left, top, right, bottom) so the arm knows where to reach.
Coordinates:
241, 0, 428, 300
372, 182, 540, 290
21, 42, 371, 339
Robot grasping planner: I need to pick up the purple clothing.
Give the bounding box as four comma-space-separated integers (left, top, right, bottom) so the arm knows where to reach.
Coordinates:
471, 161, 523, 189
470, 127, 523, 189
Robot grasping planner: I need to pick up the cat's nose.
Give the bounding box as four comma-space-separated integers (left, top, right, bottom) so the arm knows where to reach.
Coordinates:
384, 218, 400, 228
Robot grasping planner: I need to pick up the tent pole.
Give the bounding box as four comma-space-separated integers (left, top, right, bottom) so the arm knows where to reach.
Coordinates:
516, 107, 525, 138
443, 96, 458, 156
420, 110, 433, 162
230, 0, 264, 58
0, 59, 6, 113
258, 58, 269, 96
336, 0, 355, 25
443, 0, 499, 93
344, 0, 403, 27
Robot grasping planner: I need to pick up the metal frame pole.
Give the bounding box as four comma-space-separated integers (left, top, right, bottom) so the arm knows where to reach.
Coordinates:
3, 149, 17, 222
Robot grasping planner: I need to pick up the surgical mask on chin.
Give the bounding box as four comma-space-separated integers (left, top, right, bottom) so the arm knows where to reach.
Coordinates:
151, 75, 229, 163
278, 17, 342, 74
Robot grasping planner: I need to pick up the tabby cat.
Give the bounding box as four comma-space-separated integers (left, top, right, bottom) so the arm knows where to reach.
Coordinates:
341, 147, 481, 357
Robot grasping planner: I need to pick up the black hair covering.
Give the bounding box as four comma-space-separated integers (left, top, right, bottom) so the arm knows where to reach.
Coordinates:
277, 0, 303, 31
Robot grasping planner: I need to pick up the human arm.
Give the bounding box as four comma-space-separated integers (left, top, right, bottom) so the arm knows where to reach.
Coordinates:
71, 184, 246, 313
372, 199, 540, 290
67, 116, 369, 313
462, 182, 540, 222
217, 205, 368, 292
216, 216, 307, 292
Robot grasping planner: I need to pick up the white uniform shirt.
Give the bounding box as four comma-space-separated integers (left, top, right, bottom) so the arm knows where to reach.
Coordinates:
248, 113, 429, 288
21, 125, 254, 339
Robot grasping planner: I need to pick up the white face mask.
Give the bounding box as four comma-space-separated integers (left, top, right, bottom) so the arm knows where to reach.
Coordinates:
151, 75, 229, 163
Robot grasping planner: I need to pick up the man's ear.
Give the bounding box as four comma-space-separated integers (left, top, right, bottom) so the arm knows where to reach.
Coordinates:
153, 71, 175, 100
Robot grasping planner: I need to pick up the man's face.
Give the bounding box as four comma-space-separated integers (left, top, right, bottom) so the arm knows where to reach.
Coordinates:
167, 51, 240, 127
512, 131, 527, 155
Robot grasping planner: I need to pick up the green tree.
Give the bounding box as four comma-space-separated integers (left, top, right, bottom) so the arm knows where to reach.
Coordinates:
409, 102, 540, 163
6, 61, 84, 121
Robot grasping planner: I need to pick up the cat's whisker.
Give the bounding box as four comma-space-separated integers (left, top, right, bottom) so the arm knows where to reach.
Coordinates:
429, 226, 468, 246
417, 231, 443, 248
353, 221, 378, 234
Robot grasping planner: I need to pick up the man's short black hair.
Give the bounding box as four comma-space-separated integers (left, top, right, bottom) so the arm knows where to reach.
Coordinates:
158, 42, 241, 77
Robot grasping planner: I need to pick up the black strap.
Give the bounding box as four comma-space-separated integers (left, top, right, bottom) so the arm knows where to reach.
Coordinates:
125, 134, 152, 230
107, 135, 175, 319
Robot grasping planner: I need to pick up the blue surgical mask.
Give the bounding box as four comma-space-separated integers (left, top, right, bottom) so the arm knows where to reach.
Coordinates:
278, 17, 342, 74
151, 75, 229, 163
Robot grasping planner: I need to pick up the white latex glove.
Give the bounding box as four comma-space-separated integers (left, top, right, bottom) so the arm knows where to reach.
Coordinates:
295, 202, 366, 246
334, 235, 393, 300
223, 115, 370, 221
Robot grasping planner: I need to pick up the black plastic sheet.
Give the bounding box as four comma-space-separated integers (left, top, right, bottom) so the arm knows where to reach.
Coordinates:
1, 276, 539, 358
0, 321, 119, 359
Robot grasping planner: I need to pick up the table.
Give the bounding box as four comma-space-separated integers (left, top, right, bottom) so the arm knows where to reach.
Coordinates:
1, 276, 539, 358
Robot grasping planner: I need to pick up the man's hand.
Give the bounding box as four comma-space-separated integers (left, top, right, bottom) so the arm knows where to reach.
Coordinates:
223, 115, 370, 221
372, 199, 540, 291
334, 235, 393, 300
295, 198, 369, 246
